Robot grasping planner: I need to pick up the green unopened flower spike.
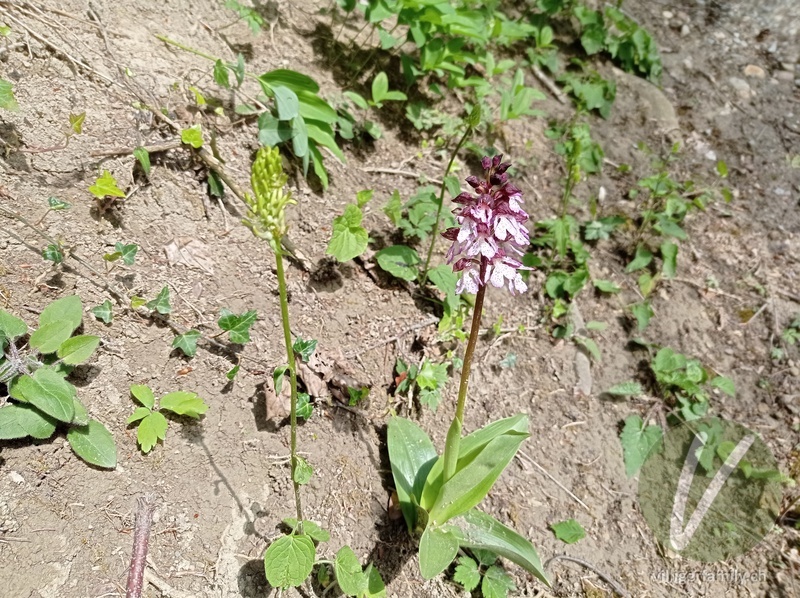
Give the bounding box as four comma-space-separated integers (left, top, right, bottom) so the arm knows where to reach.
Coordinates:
243, 146, 295, 249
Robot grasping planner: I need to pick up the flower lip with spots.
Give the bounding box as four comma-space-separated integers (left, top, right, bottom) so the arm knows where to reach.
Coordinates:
442, 154, 531, 295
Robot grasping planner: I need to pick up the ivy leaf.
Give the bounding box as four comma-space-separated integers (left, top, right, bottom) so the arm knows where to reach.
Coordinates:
146, 286, 171, 314
133, 147, 150, 176
181, 125, 203, 148
89, 170, 126, 199
42, 244, 64, 264
67, 420, 117, 468
292, 337, 317, 362
172, 330, 201, 357
327, 204, 368, 262
160, 391, 209, 418
293, 455, 313, 485
375, 245, 420, 281
114, 242, 138, 265
296, 393, 313, 420
218, 309, 257, 344
0, 77, 19, 111
137, 411, 168, 453
69, 112, 85, 135
263, 534, 315, 589
550, 519, 586, 544
620, 414, 662, 477
453, 556, 481, 591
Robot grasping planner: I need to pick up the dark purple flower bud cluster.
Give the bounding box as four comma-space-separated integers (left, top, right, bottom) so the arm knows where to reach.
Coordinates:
442, 155, 531, 295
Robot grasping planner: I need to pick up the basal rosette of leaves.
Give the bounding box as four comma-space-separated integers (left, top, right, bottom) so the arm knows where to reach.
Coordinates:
0, 295, 116, 469
387, 156, 549, 588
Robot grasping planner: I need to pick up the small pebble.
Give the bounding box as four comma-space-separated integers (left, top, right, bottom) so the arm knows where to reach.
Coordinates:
728, 76, 752, 99
680, 24, 690, 37
744, 64, 766, 78
662, 10, 674, 19
775, 70, 795, 82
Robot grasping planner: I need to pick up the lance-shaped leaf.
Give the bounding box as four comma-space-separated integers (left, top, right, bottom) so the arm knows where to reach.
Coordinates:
11, 368, 76, 423
451, 509, 549, 586
57, 335, 100, 365
387, 416, 437, 532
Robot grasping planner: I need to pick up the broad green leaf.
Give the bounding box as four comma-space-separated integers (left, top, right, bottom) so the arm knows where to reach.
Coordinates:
387, 416, 437, 532
419, 525, 459, 579
47, 196, 70, 210
218, 309, 257, 344
259, 69, 320, 94
305, 119, 344, 161
57, 335, 100, 365
421, 415, 529, 511
272, 85, 299, 120
258, 112, 293, 147
297, 91, 337, 123
39, 295, 82, 331
428, 422, 529, 525
89, 170, 125, 199
130, 384, 156, 410
160, 391, 208, 418
282, 518, 330, 542
364, 563, 386, 598
273, 365, 289, 394
296, 393, 313, 420
660, 241, 678, 279
551, 519, 585, 544
127, 406, 152, 424
356, 189, 373, 208
375, 245, 420, 281
453, 556, 480, 591
710, 376, 735, 397
91, 300, 113, 324
309, 143, 329, 189
0, 77, 19, 111
293, 455, 313, 485
172, 330, 200, 357
67, 419, 116, 468
42, 244, 64, 264
263, 534, 315, 589
451, 509, 549, 586
213, 59, 230, 88
378, 28, 399, 49
146, 286, 171, 314
482, 565, 516, 598
0, 403, 57, 440
630, 301, 653, 331
335, 545, 367, 596
625, 245, 652, 272
292, 337, 317, 362
137, 411, 168, 453
619, 414, 662, 477
69, 112, 85, 135
654, 219, 687, 240
291, 114, 308, 158
0, 310, 27, 341
327, 204, 368, 262
604, 381, 643, 397
70, 397, 89, 426
181, 125, 203, 148
114, 242, 138, 265
12, 368, 75, 423
343, 91, 369, 110
363, 120, 381, 139
371, 72, 389, 104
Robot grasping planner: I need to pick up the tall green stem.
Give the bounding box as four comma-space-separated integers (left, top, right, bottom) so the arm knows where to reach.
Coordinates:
275, 248, 304, 529
419, 124, 472, 286
442, 260, 487, 482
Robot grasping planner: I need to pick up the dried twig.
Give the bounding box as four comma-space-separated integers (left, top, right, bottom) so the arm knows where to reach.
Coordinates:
361, 166, 444, 187
517, 450, 595, 516
545, 554, 631, 598
530, 65, 568, 105
126, 494, 157, 598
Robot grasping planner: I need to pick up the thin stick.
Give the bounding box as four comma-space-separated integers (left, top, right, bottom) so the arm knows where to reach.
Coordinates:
126, 493, 157, 598
517, 450, 595, 516
89, 139, 183, 158
361, 167, 444, 187
544, 554, 631, 598
530, 65, 568, 105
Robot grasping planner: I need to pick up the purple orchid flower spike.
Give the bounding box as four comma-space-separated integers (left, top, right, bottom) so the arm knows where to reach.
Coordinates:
442, 155, 531, 295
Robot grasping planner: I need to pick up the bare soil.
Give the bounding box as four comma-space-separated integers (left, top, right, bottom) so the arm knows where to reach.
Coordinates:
0, 1, 798, 597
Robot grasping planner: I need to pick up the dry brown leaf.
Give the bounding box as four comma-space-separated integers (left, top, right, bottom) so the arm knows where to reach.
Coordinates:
264, 377, 291, 420
164, 237, 215, 274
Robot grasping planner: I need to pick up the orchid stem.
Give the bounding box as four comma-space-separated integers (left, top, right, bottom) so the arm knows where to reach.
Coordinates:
442, 260, 487, 482
419, 123, 472, 287
275, 246, 304, 530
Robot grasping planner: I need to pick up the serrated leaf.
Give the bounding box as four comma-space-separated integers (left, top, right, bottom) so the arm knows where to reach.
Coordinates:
69, 112, 85, 135
293, 455, 313, 485
67, 420, 116, 468
263, 534, 315, 589
710, 376, 735, 397
89, 170, 125, 199
47, 196, 70, 210
180, 125, 203, 148
482, 565, 516, 598
551, 519, 585, 544
375, 245, 420, 281
12, 368, 75, 423
218, 309, 257, 344
620, 414, 662, 477
335, 545, 367, 596
137, 411, 168, 453
133, 146, 151, 176
453, 556, 480, 591
146, 286, 171, 314
42, 244, 64, 264
0, 310, 28, 341
327, 204, 368, 262
0, 403, 57, 440
90, 300, 113, 324
130, 384, 156, 410
114, 242, 138, 265
127, 406, 152, 424
213, 59, 230, 88
604, 381, 643, 397
172, 330, 200, 357
626, 245, 652, 272
0, 77, 19, 111
160, 391, 208, 418
57, 335, 100, 365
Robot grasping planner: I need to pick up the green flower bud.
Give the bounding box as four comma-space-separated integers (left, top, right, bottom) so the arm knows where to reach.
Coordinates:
243, 147, 296, 250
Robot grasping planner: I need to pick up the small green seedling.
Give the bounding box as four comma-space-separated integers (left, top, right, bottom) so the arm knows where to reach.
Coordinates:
454, 552, 516, 598
42, 242, 65, 264
772, 314, 800, 361
394, 357, 451, 412
0, 76, 18, 111
551, 518, 586, 544
0, 295, 116, 468
89, 170, 126, 210
103, 242, 138, 270
326, 190, 372, 262
35, 196, 71, 226
218, 308, 257, 344
127, 384, 209, 453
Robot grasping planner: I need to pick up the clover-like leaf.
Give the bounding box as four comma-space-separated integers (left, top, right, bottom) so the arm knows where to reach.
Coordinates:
137, 411, 168, 453
89, 170, 125, 199
160, 391, 208, 418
